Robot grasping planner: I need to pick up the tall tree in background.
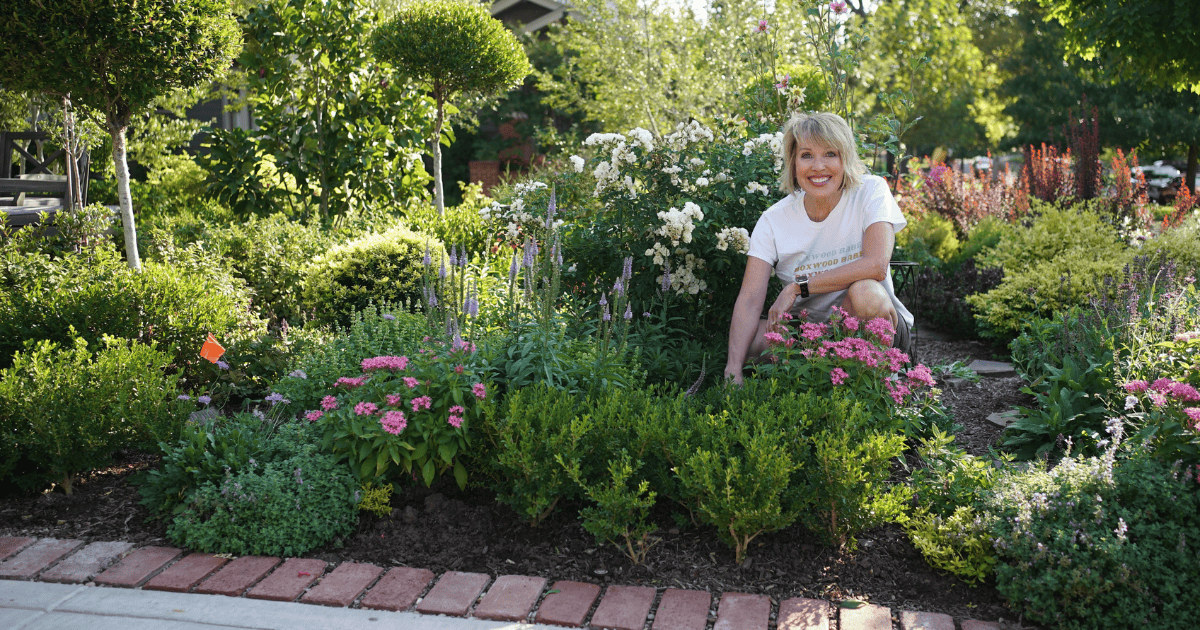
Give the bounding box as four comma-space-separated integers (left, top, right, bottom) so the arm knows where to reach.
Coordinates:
0, 0, 240, 271
1039, 0, 1200, 189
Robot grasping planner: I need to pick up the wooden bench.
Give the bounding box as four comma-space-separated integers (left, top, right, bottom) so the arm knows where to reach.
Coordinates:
0, 131, 90, 227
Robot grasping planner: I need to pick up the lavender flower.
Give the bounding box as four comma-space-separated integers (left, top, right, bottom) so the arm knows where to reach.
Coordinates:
382, 313, 396, 321
522, 240, 538, 269
625, 304, 633, 320
198, 395, 212, 405
509, 253, 519, 283
423, 246, 432, 267
449, 245, 458, 267
464, 296, 479, 317
288, 369, 307, 379
613, 279, 624, 297
265, 392, 287, 406
603, 308, 611, 322
177, 394, 191, 401
661, 268, 672, 292
622, 256, 633, 281
599, 293, 608, 307
439, 260, 447, 279
216, 360, 230, 370
546, 188, 557, 228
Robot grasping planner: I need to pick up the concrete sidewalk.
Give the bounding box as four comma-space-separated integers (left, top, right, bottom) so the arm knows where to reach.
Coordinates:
0, 580, 549, 630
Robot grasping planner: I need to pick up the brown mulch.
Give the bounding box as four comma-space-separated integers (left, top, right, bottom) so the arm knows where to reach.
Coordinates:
0, 332, 1037, 627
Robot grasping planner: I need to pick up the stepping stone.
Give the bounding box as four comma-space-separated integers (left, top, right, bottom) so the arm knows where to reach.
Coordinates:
535, 580, 601, 627
966, 360, 1015, 377
986, 410, 1020, 428
778, 598, 829, 630
590, 585, 656, 630
474, 574, 546, 622
415, 571, 489, 616
41, 541, 134, 583
840, 603, 892, 630
302, 561, 384, 607
962, 621, 1002, 630
900, 610, 954, 630
246, 558, 326, 602
94, 546, 182, 588
0, 538, 85, 580
145, 553, 228, 592
0, 537, 35, 562
652, 589, 711, 630
714, 592, 771, 630
360, 566, 435, 612
194, 556, 280, 596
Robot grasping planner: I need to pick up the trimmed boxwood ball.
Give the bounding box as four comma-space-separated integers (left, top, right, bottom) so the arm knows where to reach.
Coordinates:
301, 226, 444, 326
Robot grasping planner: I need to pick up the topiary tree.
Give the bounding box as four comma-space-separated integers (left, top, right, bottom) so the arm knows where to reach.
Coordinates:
371, 0, 531, 215
0, 0, 241, 271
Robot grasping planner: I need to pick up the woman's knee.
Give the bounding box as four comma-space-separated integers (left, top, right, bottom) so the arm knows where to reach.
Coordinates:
845, 279, 895, 323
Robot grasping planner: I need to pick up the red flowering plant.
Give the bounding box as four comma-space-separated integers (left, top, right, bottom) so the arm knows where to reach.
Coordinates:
314, 338, 489, 489
752, 307, 945, 436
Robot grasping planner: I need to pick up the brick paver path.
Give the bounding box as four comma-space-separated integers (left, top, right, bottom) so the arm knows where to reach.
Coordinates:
0, 535, 1008, 629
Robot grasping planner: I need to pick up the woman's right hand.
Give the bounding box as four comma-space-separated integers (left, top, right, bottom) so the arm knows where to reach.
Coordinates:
766, 283, 798, 332
723, 365, 744, 386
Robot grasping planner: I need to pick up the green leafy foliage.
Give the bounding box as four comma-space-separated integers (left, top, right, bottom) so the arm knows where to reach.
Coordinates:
272, 305, 430, 414
986, 443, 1200, 629
166, 437, 358, 557
0, 247, 260, 380
561, 451, 659, 564
404, 182, 494, 256
357, 482, 394, 517
301, 226, 438, 327
202, 0, 434, 219
967, 203, 1129, 339
906, 507, 997, 586
317, 340, 488, 489
0, 337, 188, 493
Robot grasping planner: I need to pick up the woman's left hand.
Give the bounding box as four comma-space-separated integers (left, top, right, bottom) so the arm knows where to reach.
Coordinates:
766, 284, 797, 332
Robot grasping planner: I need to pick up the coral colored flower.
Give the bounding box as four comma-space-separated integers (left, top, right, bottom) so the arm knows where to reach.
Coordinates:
380, 411, 407, 434
472, 383, 487, 400
1123, 380, 1149, 393
403, 376, 420, 389
830, 368, 848, 385
305, 410, 323, 422
411, 396, 433, 412
764, 331, 785, 345
386, 394, 403, 406
354, 402, 379, 416
321, 395, 339, 410
448, 415, 464, 428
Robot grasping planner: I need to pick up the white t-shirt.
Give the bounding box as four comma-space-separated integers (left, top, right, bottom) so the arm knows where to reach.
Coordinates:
746, 174, 914, 326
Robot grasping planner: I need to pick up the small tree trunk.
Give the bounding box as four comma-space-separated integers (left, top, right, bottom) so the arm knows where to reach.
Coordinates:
1187, 143, 1198, 196
433, 97, 445, 216
111, 125, 141, 271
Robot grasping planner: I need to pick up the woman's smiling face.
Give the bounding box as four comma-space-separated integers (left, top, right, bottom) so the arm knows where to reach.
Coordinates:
793, 139, 844, 204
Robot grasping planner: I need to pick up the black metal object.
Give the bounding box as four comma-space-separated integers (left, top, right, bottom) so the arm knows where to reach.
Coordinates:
889, 260, 920, 362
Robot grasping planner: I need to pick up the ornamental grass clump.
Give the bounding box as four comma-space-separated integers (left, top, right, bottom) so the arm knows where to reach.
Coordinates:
316, 339, 489, 489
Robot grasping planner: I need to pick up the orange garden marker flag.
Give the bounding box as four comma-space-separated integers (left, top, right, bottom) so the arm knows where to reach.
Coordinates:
200, 333, 226, 363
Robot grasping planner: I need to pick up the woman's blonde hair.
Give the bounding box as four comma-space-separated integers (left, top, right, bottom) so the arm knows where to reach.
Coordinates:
778, 112, 866, 194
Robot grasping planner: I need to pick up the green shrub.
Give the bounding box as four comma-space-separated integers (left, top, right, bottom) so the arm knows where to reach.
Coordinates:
948, 215, 1009, 270
301, 225, 440, 327
906, 507, 997, 586
0, 337, 189, 493
561, 451, 658, 564
0, 247, 260, 379
894, 211, 960, 268
1140, 213, 1200, 278
976, 200, 1122, 272
485, 322, 644, 398
272, 304, 430, 414
133, 412, 303, 519
404, 182, 493, 256
166, 444, 358, 557
985, 443, 1200, 629
967, 246, 1128, 340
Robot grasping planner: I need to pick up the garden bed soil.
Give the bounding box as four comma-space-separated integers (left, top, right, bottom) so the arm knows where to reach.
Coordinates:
0, 333, 1036, 627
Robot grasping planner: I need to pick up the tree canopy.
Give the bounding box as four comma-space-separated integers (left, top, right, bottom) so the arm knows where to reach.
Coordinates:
1039, 0, 1200, 92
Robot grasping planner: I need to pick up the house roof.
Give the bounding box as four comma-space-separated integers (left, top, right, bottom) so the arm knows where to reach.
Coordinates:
491, 0, 571, 33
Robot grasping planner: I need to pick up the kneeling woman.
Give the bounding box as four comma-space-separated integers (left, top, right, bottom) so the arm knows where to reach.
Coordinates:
724, 112, 913, 385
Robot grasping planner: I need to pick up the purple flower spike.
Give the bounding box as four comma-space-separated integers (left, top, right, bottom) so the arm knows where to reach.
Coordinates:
599, 293, 608, 307
624, 304, 633, 320
547, 187, 557, 228
439, 260, 447, 279
509, 253, 519, 282
622, 256, 633, 281
423, 245, 432, 267
661, 269, 672, 292
448, 245, 458, 267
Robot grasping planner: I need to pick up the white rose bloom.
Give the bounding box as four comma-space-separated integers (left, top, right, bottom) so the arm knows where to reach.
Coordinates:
696, 177, 709, 187
627, 127, 655, 152
570, 155, 585, 173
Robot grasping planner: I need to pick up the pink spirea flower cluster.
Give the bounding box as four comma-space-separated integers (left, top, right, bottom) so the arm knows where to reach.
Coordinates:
335, 376, 369, 389
305, 410, 323, 422
800, 322, 827, 341
764, 331, 785, 345
448, 405, 465, 428
829, 367, 848, 385
403, 376, 420, 389
380, 410, 407, 434
886, 379, 912, 405
864, 318, 895, 345
1125, 378, 1200, 403
411, 396, 433, 412
361, 355, 409, 372
386, 394, 403, 406
472, 383, 487, 400
354, 401, 379, 416
321, 395, 339, 410
906, 364, 937, 388
1185, 408, 1200, 422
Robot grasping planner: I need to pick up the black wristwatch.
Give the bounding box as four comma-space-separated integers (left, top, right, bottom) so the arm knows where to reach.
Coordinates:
795, 273, 810, 299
